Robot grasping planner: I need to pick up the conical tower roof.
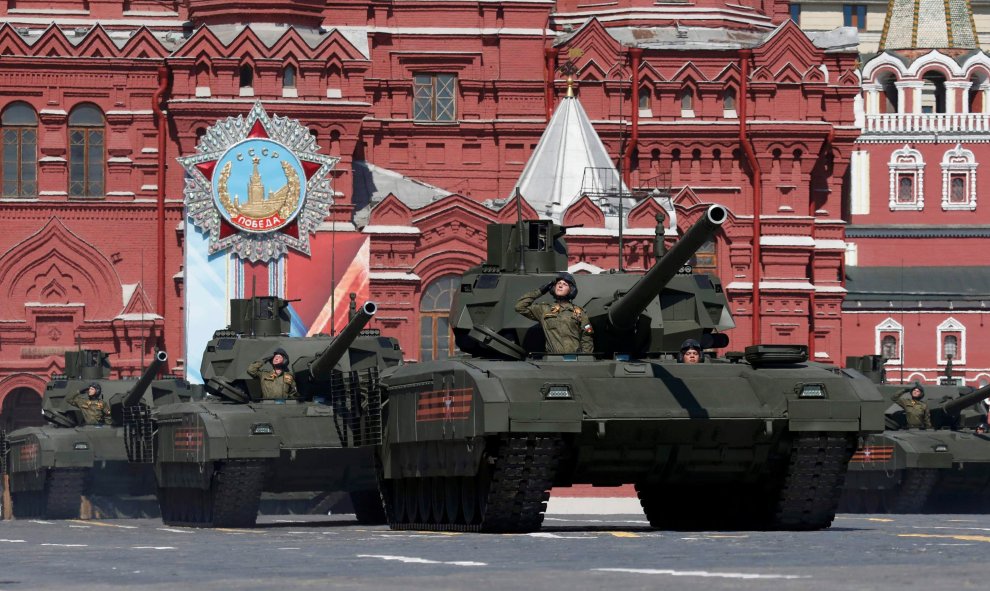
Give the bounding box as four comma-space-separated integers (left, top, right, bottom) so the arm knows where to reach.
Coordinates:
879, 0, 979, 50
512, 92, 629, 222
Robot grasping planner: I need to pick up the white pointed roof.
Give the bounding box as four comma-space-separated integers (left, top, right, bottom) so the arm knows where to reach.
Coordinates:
512, 94, 629, 222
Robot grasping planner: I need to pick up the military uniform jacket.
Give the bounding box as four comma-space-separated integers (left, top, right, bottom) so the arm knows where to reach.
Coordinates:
515, 289, 594, 354
247, 360, 299, 400
891, 391, 932, 429
66, 392, 111, 425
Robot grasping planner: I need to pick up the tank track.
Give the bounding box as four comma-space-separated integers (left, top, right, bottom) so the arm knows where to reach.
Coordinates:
885, 469, 938, 513
386, 434, 561, 533
160, 460, 267, 528
771, 433, 855, 530
11, 469, 89, 520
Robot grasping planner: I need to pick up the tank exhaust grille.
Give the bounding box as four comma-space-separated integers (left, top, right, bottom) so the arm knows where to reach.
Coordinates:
330, 367, 382, 447
123, 405, 155, 463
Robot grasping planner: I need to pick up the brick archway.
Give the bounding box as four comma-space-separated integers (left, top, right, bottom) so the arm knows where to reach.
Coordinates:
0, 373, 47, 431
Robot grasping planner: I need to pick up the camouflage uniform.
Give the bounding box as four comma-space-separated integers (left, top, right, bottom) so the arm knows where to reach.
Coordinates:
515, 289, 594, 354
891, 390, 932, 429
247, 358, 298, 400
66, 390, 111, 425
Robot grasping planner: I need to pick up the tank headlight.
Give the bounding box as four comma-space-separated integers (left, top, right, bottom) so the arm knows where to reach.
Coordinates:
797, 383, 827, 399
934, 444, 949, 452
542, 384, 573, 400
252, 423, 274, 435
73, 442, 89, 450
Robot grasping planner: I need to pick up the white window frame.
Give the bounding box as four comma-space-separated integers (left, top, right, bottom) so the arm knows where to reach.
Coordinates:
876, 317, 904, 363
888, 144, 924, 211
937, 317, 966, 365
940, 143, 977, 211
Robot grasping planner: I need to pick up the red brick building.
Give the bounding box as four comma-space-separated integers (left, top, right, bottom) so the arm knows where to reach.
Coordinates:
843, 0, 990, 386
0, 0, 861, 427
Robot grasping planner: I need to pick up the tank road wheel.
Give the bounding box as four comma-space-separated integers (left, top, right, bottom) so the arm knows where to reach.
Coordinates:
460, 476, 478, 525
883, 469, 938, 513
159, 487, 209, 526
349, 489, 387, 525
416, 477, 434, 525
210, 460, 266, 528
771, 433, 855, 530
43, 469, 89, 519
431, 477, 446, 526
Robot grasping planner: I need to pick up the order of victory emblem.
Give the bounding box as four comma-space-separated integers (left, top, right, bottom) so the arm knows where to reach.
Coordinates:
179, 102, 339, 262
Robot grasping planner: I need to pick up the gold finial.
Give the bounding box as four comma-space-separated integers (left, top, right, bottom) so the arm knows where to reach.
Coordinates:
566, 76, 574, 98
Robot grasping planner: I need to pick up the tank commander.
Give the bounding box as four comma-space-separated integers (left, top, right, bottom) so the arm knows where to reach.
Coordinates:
66, 382, 112, 425
247, 348, 298, 400
679, 339, 702, 364
515, 272, 594, 354
890, 382, 932, 429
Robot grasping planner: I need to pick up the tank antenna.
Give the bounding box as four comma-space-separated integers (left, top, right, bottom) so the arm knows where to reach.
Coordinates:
515, 187, 526, 274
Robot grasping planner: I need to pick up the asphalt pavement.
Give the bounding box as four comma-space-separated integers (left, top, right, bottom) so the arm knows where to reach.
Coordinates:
1, 512, 988, 590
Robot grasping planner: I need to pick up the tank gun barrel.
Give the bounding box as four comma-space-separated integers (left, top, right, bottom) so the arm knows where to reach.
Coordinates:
939, 382, 990, 417
308, 302, 377, 379
122, 350, 168, 407
607, 204, 728, 330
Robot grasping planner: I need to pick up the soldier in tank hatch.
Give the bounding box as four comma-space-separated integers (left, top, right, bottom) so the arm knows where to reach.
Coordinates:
890, 382, 932, 429
679, 338, 703, 364
515, 272, 594, 355
66, 382, 111, 425
247, 347, 298, 400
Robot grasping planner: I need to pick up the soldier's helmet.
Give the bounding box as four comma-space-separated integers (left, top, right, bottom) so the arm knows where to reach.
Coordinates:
910, 382, 925, 399
554, 272, 578, 301
88, 382, 102, 397
679, 338, 702, 362
271, 347, 291, 370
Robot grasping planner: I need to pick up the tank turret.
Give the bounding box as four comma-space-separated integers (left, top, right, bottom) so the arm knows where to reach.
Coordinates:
931, 383, 990, 427
452, 204, 731, 359
201, 296, 388, 402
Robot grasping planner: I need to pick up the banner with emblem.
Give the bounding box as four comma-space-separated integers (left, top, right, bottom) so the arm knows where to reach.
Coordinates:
180, 103, 369, 381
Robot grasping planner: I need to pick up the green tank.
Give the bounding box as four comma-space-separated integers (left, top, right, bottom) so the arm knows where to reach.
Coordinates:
373, 204, 886, 532
1, 349, 199, 519
125, 296, 402, 528
840, 355, 990, 513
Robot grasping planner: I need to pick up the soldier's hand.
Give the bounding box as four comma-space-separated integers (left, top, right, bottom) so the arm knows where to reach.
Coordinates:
540, 280, 554, 295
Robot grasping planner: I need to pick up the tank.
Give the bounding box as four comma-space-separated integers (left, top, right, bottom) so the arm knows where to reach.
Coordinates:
125, 296, 402, 528
372, 204, 887, 532
2, 350, 201, 519
840, 355, 990, 513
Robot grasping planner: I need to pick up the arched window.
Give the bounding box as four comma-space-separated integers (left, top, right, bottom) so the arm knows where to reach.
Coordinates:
941, 144, 977, 210
692, 238, 717, 275
921, 71, 946, 114
239, 64, 254, 95
969, 75, 984, 113
723, 87, 736, 115
283, 65, 296, 89
68, 104, 104, 198
638, 87, 651, 111
680, 88, 694, 116
888, 144, 924, 211
881, 335, 897, 360
420, 276, 460, 361
2, 102, 37, 197
1, 387, 44, 431
944, 335, 958, 359
880, 73, 898, 113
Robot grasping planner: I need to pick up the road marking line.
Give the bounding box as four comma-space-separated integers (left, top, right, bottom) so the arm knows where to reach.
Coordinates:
132, 546, 176, 550
608, 532, 640, 538
156, 528, 194, 534
0, 539, 26, 543
705, 534, 749, 539
28, 520, 54, 525
526, 533, 593, 539
357, 554, 487, 567
70, 520, 138, 529
214, 528, 266, 535
40, 543, 88, 547
899, 533, 990, 543
594, 568, 809, 580
278, 547, 302, 550
68, 525, 90, 529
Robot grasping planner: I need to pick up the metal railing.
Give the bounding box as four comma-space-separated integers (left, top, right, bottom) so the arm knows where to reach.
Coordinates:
864, 113, 990, 134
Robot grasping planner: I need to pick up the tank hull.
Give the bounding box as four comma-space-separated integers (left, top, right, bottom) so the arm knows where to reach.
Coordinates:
378, 357, 886, 531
